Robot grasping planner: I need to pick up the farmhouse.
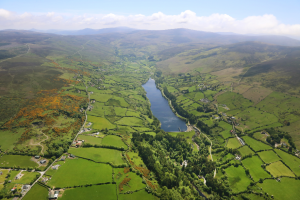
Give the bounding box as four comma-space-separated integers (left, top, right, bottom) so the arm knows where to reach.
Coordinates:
200, 98, 210, 103
40, 160, 47, 164
15, 173, 22, 180
52, 165, 60, 170
60, 156, 66, 161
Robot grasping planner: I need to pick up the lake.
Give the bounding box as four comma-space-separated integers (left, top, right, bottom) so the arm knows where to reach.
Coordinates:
142, 78, 187, 132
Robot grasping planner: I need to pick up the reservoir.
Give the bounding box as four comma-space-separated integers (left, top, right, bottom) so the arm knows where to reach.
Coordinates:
142, 78, 187, 132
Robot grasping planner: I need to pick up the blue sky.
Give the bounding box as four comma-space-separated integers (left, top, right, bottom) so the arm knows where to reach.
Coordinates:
0, 0, 300, 36
1, 0, 299, 24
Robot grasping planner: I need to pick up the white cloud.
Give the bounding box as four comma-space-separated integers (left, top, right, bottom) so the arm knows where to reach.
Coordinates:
0, 8, 299, 37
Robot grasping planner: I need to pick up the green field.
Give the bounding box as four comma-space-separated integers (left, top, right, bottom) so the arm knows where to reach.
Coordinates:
69, 147, 125, 165
78, 135, 102, 145
87, 115, 116, 130
0, 129, 25, 151
238, 146, 254, 157
115, 107, 128, 116
12, 171, 39, 184
47, 158, 112, 188
126, 152, 145, 166
114, 168, 145, 193
258, 150, 281, 163
115, 117, 144, 126
266, 161, 295, 177
60, 184, 117, 200
274, 149, 300, 176
0, 155, 38, 168
258, 178, 300, 200
118, 190, 158, 200
102, 135, 127, 149
225, 165, 251, 193
227, 138, 241, 149
219, 121, 233, 139
242, 156, 271, 182
23, 183, 48, 200
242, 136, 272, 152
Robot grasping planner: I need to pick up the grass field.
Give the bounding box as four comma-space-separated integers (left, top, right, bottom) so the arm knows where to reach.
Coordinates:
225, 165, 251, 193
102, 135, 127, 149
219, 121, 233, 139
258, 150, 281, 163
69, 147, 125, 165
77, 135, 102, 145
47, 158, 112, 188
242, 156, 271, 182
258, 178, 300, 200
23, 183, 48, 200
242, 136, 272, 152
60, 184, 117, 200
115, 107, 128, 116
12, 171, 39, 184
238, 146, 254, 156
118, 190, 158, 200
0, 155, 38, 168
266, 161, 295, 177
126, 152, 145, 167
114, 168, 145, 193
274, 149, 300, 176
0, 128, 25, 151
0, 169, 9, 183
87, 115, 116, 130
115, 117, 144, 126
227, 138, 241, 149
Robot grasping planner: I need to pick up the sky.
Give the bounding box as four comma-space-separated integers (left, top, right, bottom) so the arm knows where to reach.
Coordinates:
0, 0, 300, 37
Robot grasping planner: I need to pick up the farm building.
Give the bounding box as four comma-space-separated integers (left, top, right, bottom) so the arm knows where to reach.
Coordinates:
40, 160, 47, 164
0, 171, 2, 175
87, 122, 92, 126
60, 156, 66, 161
237, 137, 245, 146
35, 155, 40, 159
48, 190, 59, 199
15, 172, 22, 180
69, 154, 76, 158
52, 165, 60, 170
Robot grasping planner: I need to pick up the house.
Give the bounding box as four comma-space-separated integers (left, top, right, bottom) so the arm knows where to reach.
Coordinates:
69, 154, 76, 158
52, 165, 60, 170
22, 185, 30, 190
200, 98, 210, 103
60, 156, 66, 161
15, 173, 22, 180
282, 142, 287, 147
181, 160, 188, 167
222, 113, 227, 116
11, 187, 16, 192
40, 160, 47, 164
87, 122, 92, 126
35, 155, 40, 159
235, 154, 241, 160
90, 91, 93, 94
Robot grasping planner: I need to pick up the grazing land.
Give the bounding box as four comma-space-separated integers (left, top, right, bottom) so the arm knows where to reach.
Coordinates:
47, 158, 112, 188
266, 161, 295, 177
114, 168, 145, 193
60, 184, 117, 200
22, 183, 48, 200
226, 138, 241, 149
102, 135, 127, 149
274, 149, 300, 176
225, 165, 251, 193
68, 147, 125, 165
238, 146, 254, 156
118, 190, 158, 200
258, 150, 281, 163
258, 178, 300, 200
77, 135, 102, 145
0, 155, 38, 168
242, 136, 272, 152
242, 156, 271, 182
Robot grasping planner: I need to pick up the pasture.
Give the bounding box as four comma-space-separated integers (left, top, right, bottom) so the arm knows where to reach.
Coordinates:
60, 184, 117, 200
47, 158, 112, 188
114, 168, 145, 193
115, 117, 144, 126
118, 190, 158, 200
0, 155, 38, 168
238, 146, 254, 157
102, 135, 127, 149
274, 149, 300, 176
225, 165, 251, 193
115, 107, 127, 116
258, 178, 300, 200
266, 161, 295, 177
87, 115, 116, 130
242, 156, 271, 182
22, 183, 48, 200
0, 128, 25, 151
219, 121, 233, 139
78, 135, 102, 145
69, 147, 125, 165
12, 171, 40, 184
242, 136, 272, 152
226, 138, 241, 149
258, 150, 281, 163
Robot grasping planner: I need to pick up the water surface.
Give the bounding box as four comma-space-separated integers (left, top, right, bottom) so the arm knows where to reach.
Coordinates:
142, 78, 187, 132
